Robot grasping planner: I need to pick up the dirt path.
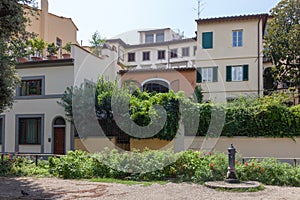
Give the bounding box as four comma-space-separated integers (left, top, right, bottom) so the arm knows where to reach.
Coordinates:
0, 177, 300, 200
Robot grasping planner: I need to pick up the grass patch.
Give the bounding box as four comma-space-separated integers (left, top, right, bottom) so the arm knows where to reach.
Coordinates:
215, 184, 265, 193
90, 178, 167, 186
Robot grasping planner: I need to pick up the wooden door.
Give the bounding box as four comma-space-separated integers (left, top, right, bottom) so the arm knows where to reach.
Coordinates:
54, 127, 65, 154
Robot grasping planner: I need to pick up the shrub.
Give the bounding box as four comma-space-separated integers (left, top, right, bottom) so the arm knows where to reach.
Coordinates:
49, 150, 95, 179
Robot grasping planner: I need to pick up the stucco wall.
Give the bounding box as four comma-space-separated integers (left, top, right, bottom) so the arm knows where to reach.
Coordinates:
196, 18, 264, 102
130, 138, 174, 151
121, 69, 196, 95
74, 137, 117, 153
185, 136, 300, 158
72, 45, 119, 86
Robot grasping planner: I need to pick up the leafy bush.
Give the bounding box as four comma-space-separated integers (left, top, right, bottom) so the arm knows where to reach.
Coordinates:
49, 150, 95, 179
236, 158, 300, 186
1, 150, 300, 187
193, 94, 300, 137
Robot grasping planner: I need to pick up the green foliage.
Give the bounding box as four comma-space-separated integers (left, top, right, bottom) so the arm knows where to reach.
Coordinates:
29, 37, 47, 57
236, 158, 300, 186
62, 42, 71, 53
49, 150, 96, 179
89, 30, 105, 56
194, 85, 203, 103
46, 42, 59, 56
264, 0, 300, 88
0, 0, 37, 113
2, 150, 300, 187
193, 94, 300, 137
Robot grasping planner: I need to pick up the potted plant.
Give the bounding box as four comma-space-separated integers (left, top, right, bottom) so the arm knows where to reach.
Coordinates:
29, 38, 47, 61
62, 42, 71, 58
47, 42, 59, 60
15, 40, 30, 62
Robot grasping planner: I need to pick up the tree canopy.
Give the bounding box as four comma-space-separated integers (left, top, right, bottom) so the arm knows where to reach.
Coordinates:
264, 0, 300, 90
0, 0, 37, 113
89, 31, 106, 56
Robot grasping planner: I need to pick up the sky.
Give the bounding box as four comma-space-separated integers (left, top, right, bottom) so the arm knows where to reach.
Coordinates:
46, 0, 281, 45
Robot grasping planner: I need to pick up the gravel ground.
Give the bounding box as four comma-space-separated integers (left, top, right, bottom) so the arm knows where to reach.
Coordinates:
0, 177, 300, 200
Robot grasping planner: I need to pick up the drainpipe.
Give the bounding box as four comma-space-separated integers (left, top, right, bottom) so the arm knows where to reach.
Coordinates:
257, 15, 262, 97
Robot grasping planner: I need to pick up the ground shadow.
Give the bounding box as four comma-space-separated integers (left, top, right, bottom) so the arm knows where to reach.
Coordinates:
0, 177, 62, 199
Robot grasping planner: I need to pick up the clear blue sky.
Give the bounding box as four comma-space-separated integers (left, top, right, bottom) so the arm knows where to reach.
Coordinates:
47, 0, 281, 45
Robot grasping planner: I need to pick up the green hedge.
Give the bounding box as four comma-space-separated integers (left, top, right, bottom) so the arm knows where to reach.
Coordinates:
2, 150, 300, 187
190, 95, 300, 137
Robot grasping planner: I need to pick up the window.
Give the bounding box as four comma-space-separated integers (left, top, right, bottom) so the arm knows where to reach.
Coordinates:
156, 33, 165, 43
226, 65, 249, 82
143, 80, 169, 93
193, 46, 197, 56
232, 30, 243, 47
170, 49, 178, 58
0, 117, 3, 145
20, 79, 43, 96
128, 52, 135, 62
157, 50, 165, 60
142, 51, 150, 61
196, 67, 218, 83
18, 117, 41, 144
56, 37, 62, 47
182, 47, 190, 57
202, 32, 213, 49
145, 33, 154, 44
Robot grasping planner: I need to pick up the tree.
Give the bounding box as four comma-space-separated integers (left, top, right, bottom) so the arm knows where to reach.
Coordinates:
89, 31, 105, 56
0, 0, 37, 113
264, 0, 300, 90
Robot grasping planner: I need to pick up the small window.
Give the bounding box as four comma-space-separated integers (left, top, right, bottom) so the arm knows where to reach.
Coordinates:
19, 117, 41, 145
196, 67, 218, 83
142, 51, 150, 61
156, 33, 165, 43
182, 47, 190, 57
202, 32, 213, 49
20, 79, 42, 96
157, 50, 165, 60
56, 37, 62, 47
232, 30, 243, 47
226, 65, 249, 82
145, 33, 154, 44
128, 52, 135, 62
0, 117, 3, 145
170, 49, 178, 58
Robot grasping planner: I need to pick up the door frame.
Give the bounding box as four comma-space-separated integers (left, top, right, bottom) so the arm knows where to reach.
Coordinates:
52, 116, 66, 154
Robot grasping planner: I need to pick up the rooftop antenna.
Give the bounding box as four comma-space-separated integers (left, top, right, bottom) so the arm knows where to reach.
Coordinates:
196, 0, 206, 19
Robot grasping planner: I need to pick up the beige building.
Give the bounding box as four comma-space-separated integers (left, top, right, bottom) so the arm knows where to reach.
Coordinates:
195, 14, 268, 102
26, 0, 78, 57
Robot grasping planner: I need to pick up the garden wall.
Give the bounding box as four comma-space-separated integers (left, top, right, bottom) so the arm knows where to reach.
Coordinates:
74, 136, 117, 153
185, 136, 300, 158
130, 138, 174, 151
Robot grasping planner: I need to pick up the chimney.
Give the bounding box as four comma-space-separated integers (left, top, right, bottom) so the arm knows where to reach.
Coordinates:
41, 0, 48, 13
40, 0, 49, 41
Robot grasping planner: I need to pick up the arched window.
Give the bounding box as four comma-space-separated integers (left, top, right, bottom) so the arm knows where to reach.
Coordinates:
142, 79, 169, 93
53, 117, 66, 127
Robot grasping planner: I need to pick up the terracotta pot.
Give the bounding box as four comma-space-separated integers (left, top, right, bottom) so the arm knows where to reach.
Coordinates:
47, 55, 58, 60
31, 56, 43, 61
62, 53, 71, 58
17, 57, 28, 62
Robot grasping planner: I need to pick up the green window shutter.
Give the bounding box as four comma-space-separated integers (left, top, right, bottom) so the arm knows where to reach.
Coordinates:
226, 66, 232, 82
212, 67, 218, 82
196, 68, 202, 83
243, 64, 249, 81
202, 32, 213, 49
